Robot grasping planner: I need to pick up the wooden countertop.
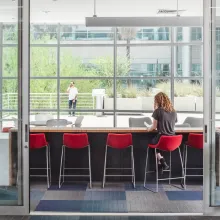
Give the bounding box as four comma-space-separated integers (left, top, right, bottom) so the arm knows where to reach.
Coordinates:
10, 127, 203, 133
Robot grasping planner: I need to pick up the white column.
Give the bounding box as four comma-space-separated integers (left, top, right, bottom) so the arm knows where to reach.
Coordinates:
182, 27, 191, 77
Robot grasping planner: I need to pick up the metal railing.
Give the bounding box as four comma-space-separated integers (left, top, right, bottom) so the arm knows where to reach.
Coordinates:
2, 93, 95, 110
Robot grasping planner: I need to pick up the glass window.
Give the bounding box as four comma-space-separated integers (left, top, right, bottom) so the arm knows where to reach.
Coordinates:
2, 79, 18, 110
175, 46, 202, 77
191, 27, 202, 41
60, 79, 113, 111
117, 46, 171, 77
60, 25, 113, 44
3, 48, 17, 77
3, 24, 17, 44
117, 27, 170, 43
216, 27, 220, 42
30, 24, 57, 44
31, 47, 57, 77
30, 79, 57, 109
116, 79, 171, 111
60, 47, 113, 77
174, 79, 203, 112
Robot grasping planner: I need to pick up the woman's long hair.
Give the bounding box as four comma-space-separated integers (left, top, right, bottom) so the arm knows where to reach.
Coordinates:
154, 92, 175, 112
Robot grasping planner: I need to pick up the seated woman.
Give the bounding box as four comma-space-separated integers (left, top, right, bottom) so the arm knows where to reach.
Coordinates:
146, 92, 177, 172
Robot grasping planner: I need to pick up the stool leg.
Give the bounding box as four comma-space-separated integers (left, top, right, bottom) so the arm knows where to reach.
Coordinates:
59, 145, 64, 188
184, 145, 188, 188
48, 144, 52, 186
178, 147, 185, 189
155, 149, 159, 193
144, 147, 149, 187
102, 145, 108, 188
46, 145, 50, 188
169, 151, 172, 185
63, 146, 65, 184
88, 145, 92, 189
131, 145, 135, 188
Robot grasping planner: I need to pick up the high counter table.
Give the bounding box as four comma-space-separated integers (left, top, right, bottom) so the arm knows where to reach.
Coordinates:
10, 127, 204, 185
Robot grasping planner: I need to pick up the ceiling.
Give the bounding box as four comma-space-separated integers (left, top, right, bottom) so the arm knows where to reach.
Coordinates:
0, 0, 207, 23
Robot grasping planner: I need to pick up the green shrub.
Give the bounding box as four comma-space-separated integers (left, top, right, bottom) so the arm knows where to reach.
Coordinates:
156, 81, 203, 97
121, 88, 137, 98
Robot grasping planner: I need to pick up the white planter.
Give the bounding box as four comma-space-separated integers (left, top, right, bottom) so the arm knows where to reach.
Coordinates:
142, 97, 154, 111
174, 97, 196, 112
104, 98, 113, 110
195, 97, 203, 112
104, 98, 142, 110
117, 98, 142, 110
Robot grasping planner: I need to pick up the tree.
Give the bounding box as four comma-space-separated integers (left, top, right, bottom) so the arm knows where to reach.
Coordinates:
117, 27, 137, 88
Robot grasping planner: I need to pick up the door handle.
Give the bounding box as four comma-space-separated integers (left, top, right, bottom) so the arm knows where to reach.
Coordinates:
25, 124, 28, 142
204, 124, 207, 143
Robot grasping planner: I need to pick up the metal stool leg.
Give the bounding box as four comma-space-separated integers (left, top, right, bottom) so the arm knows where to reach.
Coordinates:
169, 151, 172, 185
48, 144, 52, 186
102, 145, 108, 188
88, 145, 92, 189
144, 147, 149, 187
178, 147, 186, 189
46, 145, 50, 188
131, 145, 135, 188
63, 146, 65, 184
155, 149, 159, 193
184, 145, 188, 188
59, 145, 64, 188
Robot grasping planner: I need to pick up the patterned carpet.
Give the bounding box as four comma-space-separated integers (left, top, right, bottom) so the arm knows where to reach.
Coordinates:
30, 182, 203, 213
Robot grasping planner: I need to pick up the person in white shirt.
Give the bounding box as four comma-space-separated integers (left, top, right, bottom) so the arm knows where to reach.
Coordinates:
67, 81, 78, 116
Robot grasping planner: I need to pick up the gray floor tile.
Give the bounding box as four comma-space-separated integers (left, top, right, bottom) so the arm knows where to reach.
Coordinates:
42, 191, 85, 200
87, 182, 125, 191
126, 191, 169, 203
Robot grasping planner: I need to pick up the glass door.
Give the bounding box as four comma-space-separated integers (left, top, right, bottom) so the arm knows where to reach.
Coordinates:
0, 0, 29, 215
204, 0, 220, 215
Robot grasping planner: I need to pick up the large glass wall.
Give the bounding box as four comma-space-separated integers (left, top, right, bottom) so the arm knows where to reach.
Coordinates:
0, 24, 206, 127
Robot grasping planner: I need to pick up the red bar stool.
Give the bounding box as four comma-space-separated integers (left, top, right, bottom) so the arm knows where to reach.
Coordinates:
30, 133, 51, 188
103, 133, 135, 188
59, 133, 92, 188
144, 135, 185, 193
184, 133, 203, 184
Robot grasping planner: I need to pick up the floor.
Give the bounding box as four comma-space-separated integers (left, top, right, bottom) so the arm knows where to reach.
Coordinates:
30, 181, 203, 213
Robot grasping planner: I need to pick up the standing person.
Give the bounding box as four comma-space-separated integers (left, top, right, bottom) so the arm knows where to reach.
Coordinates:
146, 92, 177, 172
67, 81, 78, 116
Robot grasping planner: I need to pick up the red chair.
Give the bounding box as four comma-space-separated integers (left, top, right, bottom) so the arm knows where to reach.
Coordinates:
103, 133, 135, 188
144, 135, 184, 193
184, 133, 203, 184
30, 133, 51, 188
59, 133, 92, 188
